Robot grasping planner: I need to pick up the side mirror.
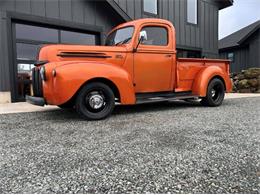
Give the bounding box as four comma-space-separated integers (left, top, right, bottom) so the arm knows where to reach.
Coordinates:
139, 30, 148, 42
133, 31, 147, 52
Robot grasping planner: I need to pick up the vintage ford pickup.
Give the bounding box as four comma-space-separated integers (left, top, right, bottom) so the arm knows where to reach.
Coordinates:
26, 18, 232, 120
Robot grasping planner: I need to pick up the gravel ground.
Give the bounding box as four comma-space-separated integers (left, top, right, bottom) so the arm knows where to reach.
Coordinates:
0, 97, 259, 193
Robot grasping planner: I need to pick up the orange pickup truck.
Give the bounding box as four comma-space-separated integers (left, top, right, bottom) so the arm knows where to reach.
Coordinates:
26, 18, 232, 120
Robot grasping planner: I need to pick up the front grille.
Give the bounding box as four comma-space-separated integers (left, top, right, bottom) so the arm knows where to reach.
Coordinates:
32, 67, 43, 97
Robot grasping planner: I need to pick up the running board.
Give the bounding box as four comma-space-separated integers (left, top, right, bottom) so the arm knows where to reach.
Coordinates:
136, 91, 198, 104
136, 95, 198, 104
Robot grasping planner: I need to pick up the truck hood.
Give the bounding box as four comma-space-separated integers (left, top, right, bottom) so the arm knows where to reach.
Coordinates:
38, 45, 128, 67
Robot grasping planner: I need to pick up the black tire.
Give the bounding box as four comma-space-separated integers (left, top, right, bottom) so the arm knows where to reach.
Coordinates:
201, 78, 225, 107
75, 82, 115, 120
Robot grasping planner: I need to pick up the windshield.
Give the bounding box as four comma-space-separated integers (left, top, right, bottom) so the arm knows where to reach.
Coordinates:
105, 26, 134, 46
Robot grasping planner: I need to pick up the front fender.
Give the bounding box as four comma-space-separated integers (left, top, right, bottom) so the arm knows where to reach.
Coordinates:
43, 62, 135, 105
192, 66, 232, 97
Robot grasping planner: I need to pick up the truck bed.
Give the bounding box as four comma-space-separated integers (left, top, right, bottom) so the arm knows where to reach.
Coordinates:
176, 58, 230, 92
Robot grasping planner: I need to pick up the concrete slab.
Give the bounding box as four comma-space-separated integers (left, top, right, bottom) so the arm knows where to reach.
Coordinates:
0, 102, 59, 114
225, 93, 260, 99
0, 92, 11, 104
0, 93, 259, 114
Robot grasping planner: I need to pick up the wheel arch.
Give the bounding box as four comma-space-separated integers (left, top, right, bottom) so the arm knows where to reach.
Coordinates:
63, 77, 128, 106
81, 77, 121, 101
46, 62, 136, 105
192, 66, 229, 97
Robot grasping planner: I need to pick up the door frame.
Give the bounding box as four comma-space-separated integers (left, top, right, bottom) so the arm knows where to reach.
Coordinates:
133, 23, 175, 93
6, 11, 103, 102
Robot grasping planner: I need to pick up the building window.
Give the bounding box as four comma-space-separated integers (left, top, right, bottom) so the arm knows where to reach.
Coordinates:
228, 52, 234, 62
187, 0, 198, 24
143, 0, 158, 15
16, 24, 59, 43
16, 43, 40, 61
141, 26, 168, 46
61, 30, 96, 45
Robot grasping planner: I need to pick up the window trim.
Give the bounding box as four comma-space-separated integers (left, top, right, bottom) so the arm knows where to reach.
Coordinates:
186, 0, 198, 26
142, 0, 159, 16
139, 26, 169, 47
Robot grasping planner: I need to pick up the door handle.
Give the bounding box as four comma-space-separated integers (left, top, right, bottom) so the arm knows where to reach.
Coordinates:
165, 54, 172, 58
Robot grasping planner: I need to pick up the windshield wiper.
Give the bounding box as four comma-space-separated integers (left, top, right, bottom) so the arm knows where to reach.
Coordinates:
115, 37, 132, 46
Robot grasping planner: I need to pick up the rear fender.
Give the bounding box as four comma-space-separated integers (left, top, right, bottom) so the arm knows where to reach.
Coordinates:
192, 66, 232, 97
43, 62, 135, 105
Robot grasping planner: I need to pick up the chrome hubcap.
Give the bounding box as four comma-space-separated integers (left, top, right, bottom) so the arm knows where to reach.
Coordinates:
89, 93, 104, 109
211, 89, 216, 98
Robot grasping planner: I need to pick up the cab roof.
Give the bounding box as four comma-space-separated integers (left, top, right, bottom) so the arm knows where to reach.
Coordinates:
115, 18, 174, 29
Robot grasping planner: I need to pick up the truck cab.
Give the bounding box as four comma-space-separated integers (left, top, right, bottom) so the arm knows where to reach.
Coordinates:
26, 18, 232, 120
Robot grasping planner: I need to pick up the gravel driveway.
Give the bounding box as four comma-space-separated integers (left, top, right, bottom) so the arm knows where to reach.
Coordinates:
0, 97, 259, 193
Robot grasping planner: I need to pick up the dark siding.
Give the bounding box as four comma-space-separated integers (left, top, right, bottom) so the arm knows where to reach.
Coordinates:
0, 11, 11, 91
31, 0, 46, 17
248, 29, 260, 68
0, 0, 124, 92
15, 0, 31, 14
174, 0, 180, 45
72, 0, 84, 24
126, 0, 135, 19
59, 0, 72, 21
46, 0, 60, 19
220, 29, 260, 73
84, 1, 96, 25
134, 0, 142, 19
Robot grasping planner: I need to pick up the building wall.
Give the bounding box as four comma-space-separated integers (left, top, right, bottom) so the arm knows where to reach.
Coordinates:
219, 29, 260, 72
219, 47, 249, 73
113, 0, 220, 58
248, 29, 260, 68
0, 0, 124, 95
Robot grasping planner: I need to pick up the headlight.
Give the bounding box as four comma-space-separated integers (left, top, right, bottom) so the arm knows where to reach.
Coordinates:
40, 66, 46, 81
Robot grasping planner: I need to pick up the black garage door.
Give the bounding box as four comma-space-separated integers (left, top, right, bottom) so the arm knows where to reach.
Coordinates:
13, 22, 99, 102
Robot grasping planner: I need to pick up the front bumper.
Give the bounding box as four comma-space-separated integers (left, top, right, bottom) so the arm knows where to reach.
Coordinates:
26, 95, 45, 107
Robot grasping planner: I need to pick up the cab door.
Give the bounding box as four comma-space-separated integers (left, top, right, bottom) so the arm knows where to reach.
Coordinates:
134, 25, 174, 93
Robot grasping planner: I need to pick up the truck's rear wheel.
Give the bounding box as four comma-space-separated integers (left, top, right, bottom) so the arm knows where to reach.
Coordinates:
201, 78, 225, 107
75, 82, 115, 120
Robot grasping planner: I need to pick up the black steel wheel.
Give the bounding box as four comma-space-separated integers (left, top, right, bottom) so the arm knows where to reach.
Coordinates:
201, 78, 225, 107
75, 82, 115, 120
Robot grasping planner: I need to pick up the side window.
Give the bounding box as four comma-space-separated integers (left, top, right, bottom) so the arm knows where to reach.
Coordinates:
141, 26, 168, 46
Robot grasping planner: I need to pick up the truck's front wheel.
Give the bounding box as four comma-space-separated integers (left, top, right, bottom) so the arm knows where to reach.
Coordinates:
201, 78, 225, 107
75, 82, 115, 120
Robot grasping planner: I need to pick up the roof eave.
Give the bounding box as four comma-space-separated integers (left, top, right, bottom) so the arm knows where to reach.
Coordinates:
217, 0, 233, 10
105, 0, 132, 21
219, 45, 239, 51
238, 24, 260, 44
